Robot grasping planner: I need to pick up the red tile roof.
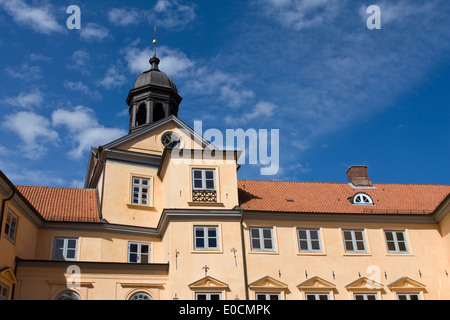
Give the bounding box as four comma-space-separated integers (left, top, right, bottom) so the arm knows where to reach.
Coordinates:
238, 180, 450, 215
16, 186, 100, 223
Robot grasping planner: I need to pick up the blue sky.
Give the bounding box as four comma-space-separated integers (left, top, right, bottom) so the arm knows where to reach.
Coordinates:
0, 0, 449, 188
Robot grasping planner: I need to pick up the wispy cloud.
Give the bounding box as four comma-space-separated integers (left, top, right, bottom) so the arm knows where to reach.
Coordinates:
5, 63, 42, 81
2, 111, 59, 159
64, 80, 102, 100
4, 89, 43, 109
97, 66, 126, 89
107, 7, 141, 26
225, 101, 277, 125
79, 23, 110, 42
67, 50, 91, 74
0, 0, 65, 34
52, 106, 126, 159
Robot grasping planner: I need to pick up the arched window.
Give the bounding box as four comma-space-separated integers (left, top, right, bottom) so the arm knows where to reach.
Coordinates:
153, 103, 165, 123
55, 290, 82, 300
135, 103, 147, 127
352, 193, 373, 205
129, 292, 153, 300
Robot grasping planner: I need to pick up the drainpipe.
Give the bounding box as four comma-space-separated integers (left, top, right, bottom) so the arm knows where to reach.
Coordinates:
239, 206, 249, 300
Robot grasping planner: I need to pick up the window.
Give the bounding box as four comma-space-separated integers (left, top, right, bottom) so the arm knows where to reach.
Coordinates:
4, 210, 18, 243
195, 292, 222, 300
135, 103, 147, 127
354, 293, 377, 300
132, 177, 150, 206
342, 230, 367, 253
385, 231, 408, 253
129, 292, 153, 300
250, 227, 274, 251
194, 226, 219, 250
128, 242, 151, 263
0, 282, 9, 300
298, 229, 321, 252
53, 237, 78, 261
305, 293, 330, 300
192, 169, 216, 190
255, 293, 280, 300
353, 193, 373, 205
397, 293, 420, 300
55, 290, 81, 300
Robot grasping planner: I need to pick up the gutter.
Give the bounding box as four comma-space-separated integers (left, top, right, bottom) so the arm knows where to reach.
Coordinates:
239, 206, 249, 300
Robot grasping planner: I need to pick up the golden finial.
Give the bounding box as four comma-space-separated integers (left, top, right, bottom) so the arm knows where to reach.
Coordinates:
153, 25, 158, 56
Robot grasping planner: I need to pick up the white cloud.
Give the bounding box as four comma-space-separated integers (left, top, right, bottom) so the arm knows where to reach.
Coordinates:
67, 50, 91, 74
108, 7, 141, 26
0, 0, 65, 34
225, 101, 277, 125
123, 45, 194, 76
3, 111, 59, 159
5, 63, 42, 81
149, 0, 196, 30
79, 23, 110, 42
97, 66, 126, 89
4, 89, 43, 109
260, 0, 340, 30
52, 106, 126, 159
64, 81, 102, 100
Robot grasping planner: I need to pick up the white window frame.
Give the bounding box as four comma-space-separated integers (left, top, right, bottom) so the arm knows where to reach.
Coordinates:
353, 293, 377, 300
353, 193, 373, 205
128, 242, 151, 264
131, 177, 151, 206
0, 282, 9, 300
250, 227, 274, 251
255, 292, 281, 300
194, 226, 219, 250
342, 230, 367, 253
384, 230, 409, 253
397, 293, 421, 300
297, 228, 322, 252
4, 210, 18, 243
192, 169, 216, 190
195, 292, 222, 300
52, 237, 78, 261
305, 293, 330, 300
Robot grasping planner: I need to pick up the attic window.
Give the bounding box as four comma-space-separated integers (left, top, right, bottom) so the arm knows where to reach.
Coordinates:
352, 193, 373, 205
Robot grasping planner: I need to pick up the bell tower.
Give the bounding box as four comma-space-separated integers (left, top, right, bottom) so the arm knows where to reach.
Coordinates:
126, 28, 182, 133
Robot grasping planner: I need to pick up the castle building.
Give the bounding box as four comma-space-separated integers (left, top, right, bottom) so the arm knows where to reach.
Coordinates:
1, 49, 450, 301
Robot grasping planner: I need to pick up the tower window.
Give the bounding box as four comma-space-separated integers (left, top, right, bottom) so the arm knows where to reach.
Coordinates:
135, 103, 147, 127
352, 193, 373, 205
153, 102, 165, 123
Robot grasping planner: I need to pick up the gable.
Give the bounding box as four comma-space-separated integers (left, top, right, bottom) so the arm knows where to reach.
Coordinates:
103, 116, 213, 156
297, 276, 336, 290
0, 267, 17, 285
248, 276, 288, 290
387, 277, 426, 291
188, 276, 229, 290
345, 277, 383, 291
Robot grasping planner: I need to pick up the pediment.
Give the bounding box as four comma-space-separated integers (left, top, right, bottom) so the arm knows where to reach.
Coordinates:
103, 116, 215, 155
387, 277, 426, 291
188, 276, 229, 290
0, 267, 17, 285
297, 276, 336, 290
345, 277, 383, 290
248, 276, 288, 289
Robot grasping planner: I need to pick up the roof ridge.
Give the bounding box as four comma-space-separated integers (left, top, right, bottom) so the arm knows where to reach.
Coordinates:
16, 185, 97, 191
237, 180, 450, 187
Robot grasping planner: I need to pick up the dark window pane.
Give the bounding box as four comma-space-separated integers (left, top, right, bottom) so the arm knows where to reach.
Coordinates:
398, 242, 407, 252
68, 239, 77, 249
256, 294, 266, 300
398, 295, 407, 300
387, 241, 396, 251
345, 241, 354, 251
306, 295, 316, 300
196, 238, 205, 248
205, 171, 214, 179
367, 295, 376, 300
194, 180, 203, 188
310, 230, 319, 240
129, 243, 138, 253
311, 240, 320, 250
141, 245, 149, 254
355, 295, 364, 300
205, 180, 214, 189
356, 241, 365, 251
142, 179, 148, 185
262, 229, 272, 238
129, 253, 138, 263
343, 231, 352, 240
355, 231, 363, 241
210, 294, 221, 300
319, 295, 328, 300
396, 232, 405, 241
409, 294, 419, 300
300, 240, 308, 251
269, 294, 279, 300
299, 230, 307, 240
197, 294, 207, 300
208, 238, 217, 248
251, 229, 260, 238
264, 239, 273, 249
66, 249, 75, 259
140, 255, 149, 264
195, 228, 204, 237
208, 228, 216, 237
252, 239, 261, 249
193, 171, 202, 179
385, 232, 394, 241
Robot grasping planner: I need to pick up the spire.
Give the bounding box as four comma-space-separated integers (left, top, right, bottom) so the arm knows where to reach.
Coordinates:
149, 25, 160, 71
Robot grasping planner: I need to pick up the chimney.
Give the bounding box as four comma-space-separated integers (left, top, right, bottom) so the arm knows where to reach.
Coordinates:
346, 165, 372, 187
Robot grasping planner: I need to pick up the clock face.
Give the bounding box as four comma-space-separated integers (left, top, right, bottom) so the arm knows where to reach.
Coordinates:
161, 131, 181, 149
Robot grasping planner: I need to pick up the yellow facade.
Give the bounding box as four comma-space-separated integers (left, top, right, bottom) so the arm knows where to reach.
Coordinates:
1, 53, 450, 301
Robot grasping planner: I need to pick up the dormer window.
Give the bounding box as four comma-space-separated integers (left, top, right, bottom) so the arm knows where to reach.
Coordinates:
352, 193, 373, 205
